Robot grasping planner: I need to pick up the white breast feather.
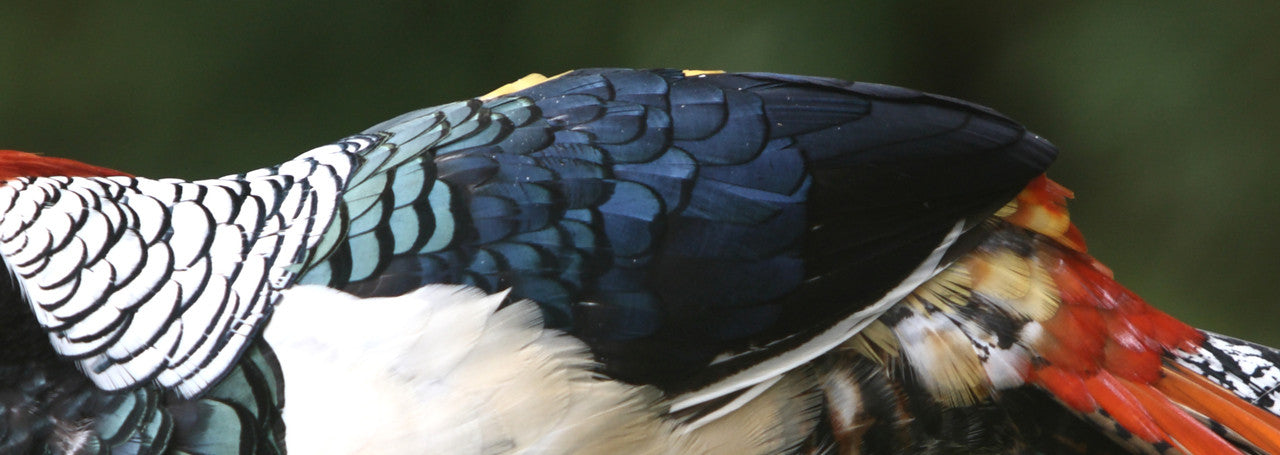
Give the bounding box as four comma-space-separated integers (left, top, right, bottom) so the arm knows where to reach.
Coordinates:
266, 285, 822, 455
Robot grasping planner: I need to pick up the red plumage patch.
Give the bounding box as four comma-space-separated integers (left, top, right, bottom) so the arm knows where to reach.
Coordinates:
1083, 371, 1164, 443
1040, 243, 1203, 382
1009, 176, 1280, 454
0, 150, 129, 182
1006, 175, 1088, 252
1030, 365, 1095, 412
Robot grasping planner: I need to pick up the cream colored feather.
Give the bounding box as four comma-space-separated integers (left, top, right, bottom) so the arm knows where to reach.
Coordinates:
265, 285, 819, 454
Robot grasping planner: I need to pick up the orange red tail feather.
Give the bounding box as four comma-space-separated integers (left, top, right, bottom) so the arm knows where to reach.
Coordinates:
1007, 175, 1280, 454
1157, 363, 1280, 454
0, 150, 129, 182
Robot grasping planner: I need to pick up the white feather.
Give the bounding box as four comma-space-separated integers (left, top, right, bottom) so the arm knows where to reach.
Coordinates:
267, 284, 822, 455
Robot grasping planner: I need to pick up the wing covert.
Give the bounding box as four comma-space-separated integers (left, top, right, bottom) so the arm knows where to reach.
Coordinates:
304, 69, 1057, 391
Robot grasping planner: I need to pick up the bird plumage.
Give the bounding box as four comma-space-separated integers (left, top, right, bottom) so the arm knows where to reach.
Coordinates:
266, 284, 825, 454
1, 68, 1278, 454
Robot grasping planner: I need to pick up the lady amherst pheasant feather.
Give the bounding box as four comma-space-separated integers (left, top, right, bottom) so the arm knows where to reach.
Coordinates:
2, 68, 1280, 454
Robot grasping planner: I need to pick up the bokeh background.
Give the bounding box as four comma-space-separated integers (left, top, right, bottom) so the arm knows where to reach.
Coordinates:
2, 2, 1278, 344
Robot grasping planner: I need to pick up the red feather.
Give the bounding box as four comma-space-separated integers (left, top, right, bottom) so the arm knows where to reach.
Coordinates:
0, 150, 130, 182
1008, 176, 1280, 454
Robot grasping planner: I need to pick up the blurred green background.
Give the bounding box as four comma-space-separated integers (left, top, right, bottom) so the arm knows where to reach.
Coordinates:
1, 2, 1278, 344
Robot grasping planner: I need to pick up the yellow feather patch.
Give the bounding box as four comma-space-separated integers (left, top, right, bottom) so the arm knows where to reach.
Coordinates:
1000, 176, 1087, 252
993, 199, 1019, 218
845, 320, 901, 364
968, 248, 1060, 322
904, 267, 972, 315
1009, 203, 1072, 243
479, 70, 573, 100
682, 69, 725, 77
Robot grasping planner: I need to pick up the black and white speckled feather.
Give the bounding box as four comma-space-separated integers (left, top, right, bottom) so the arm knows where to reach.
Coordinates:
0, 140, 359, 398
1175, 332, 1280, 416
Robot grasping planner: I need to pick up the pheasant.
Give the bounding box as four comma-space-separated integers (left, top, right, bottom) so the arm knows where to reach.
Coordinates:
2, 68, 1279, 454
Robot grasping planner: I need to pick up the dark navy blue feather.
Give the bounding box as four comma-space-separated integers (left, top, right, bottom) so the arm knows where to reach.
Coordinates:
602, 70, 668, 107
611, 148, 695, 213
698, 139, 807, 196
673, 88, 767, 165
669, 80, 728, 140
329, 68, 1057, 390
597, 181, 662, 260
594, 106, 670, 163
